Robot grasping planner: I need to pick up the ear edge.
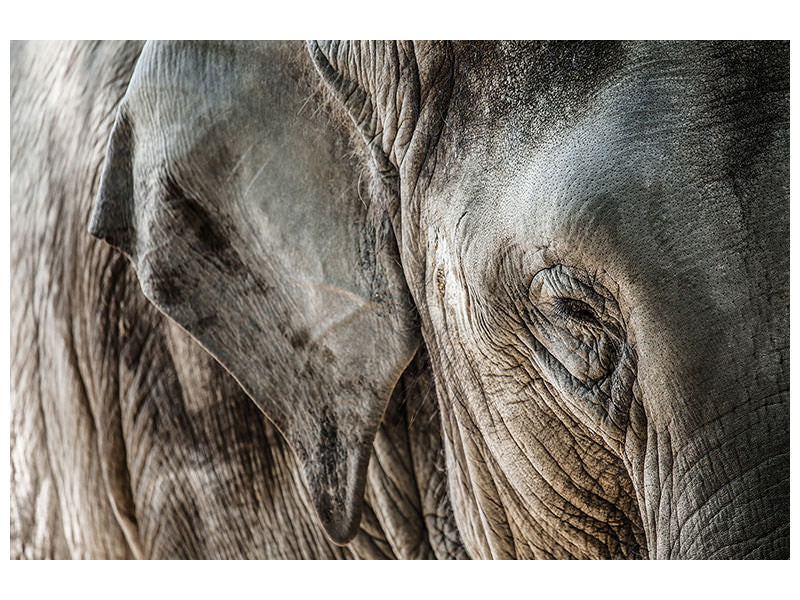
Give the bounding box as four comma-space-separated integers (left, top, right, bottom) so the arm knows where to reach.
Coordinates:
93, 41, 423, 547
89, 109, 136, 255
304, 440, 373, 544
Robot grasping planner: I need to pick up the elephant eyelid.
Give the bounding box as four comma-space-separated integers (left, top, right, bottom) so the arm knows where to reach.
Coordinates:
551, 297, 600, 325
529, 265, 623, 334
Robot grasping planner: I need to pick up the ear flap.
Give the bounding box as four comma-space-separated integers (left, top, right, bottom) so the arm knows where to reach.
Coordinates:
89, 41, 420, 543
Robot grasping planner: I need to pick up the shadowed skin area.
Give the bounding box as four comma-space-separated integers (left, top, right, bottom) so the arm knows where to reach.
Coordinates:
311, 41, 788, 558
12, 41, 787, 559
393, 42, 788, 558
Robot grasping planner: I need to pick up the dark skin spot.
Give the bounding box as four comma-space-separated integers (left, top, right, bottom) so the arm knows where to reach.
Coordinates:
318, 406, 339, 475
322, 347, 335, 364
161, 172, 232, 255
290, 329, 310, 350
193, 314, 219, 330
155, 171, 249, 279
146, 263, 189, 308
312, 405, 344, 524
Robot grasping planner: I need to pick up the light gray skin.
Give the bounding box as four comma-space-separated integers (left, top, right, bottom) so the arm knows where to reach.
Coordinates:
12, 40, 455, 560
13, 41, 787, 559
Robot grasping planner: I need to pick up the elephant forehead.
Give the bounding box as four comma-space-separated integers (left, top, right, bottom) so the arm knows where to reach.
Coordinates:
434, 60, 785, 422
440, 71, 765, 302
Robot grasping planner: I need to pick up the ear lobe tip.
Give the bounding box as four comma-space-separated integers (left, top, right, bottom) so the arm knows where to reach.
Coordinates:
87, 209, 133, 254
87, 210, 107, 240
302, 441, 373, 546
310, 483, 365, 545
320, 509, 363, 546
89, 176, 136, 252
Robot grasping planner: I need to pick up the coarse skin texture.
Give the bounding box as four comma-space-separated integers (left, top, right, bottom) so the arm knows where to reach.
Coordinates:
12, 40, 787, 559
11, 40, 461, 560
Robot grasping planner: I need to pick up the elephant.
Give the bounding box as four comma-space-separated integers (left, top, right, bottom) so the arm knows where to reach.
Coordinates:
11, 40, 788, 559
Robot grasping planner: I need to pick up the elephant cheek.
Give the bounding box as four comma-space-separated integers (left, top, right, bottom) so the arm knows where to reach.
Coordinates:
628, 368, 788, 558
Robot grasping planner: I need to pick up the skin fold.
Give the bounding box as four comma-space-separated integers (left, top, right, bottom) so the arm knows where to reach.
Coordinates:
11, 40, 787, 559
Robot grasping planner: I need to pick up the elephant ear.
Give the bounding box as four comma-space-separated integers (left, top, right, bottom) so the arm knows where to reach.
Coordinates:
89, 41, 420, 543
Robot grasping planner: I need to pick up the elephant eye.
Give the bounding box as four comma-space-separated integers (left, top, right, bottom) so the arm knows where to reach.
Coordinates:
551, 297, 599, 326
527, 265, 624, 384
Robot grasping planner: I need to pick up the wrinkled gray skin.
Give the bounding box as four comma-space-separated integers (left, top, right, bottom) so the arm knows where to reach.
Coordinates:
12, 40, 456, 560
12, 40, 787, 559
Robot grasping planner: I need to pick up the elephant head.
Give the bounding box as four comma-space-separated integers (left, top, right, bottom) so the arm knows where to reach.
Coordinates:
90, 40, 789, 558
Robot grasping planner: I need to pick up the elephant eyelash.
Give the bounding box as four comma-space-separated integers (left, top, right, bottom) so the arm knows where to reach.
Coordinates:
551, 297, 600, 326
